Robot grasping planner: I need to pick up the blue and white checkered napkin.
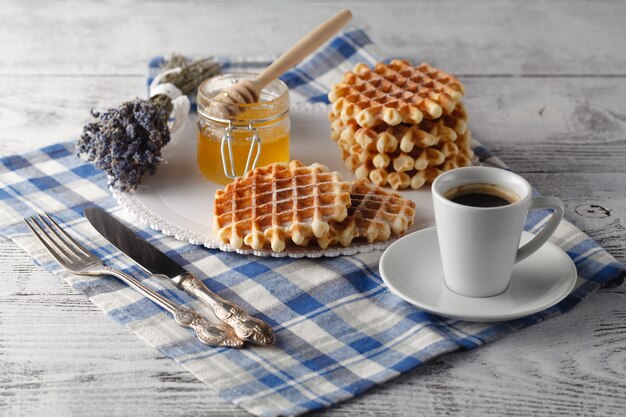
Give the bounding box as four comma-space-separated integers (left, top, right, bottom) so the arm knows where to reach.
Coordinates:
1, 29, 624, 417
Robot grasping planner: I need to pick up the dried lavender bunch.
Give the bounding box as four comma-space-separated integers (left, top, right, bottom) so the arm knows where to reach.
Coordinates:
77, 55, 220, 191
77, 99, 169, 191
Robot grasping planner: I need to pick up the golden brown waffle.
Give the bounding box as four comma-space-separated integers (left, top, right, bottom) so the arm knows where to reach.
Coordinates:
330, 107, 474, 190
213, 160, 351, 253
329, 60, 465, 128
330, 104, 468, 153
317, 179, 416, 248
365, 135, 474, 190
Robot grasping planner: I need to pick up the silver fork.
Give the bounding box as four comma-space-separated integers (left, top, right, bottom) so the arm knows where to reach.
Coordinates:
24, 213, 243, 348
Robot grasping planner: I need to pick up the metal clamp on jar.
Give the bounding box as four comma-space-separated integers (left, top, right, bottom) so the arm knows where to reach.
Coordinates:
196, 73, 290, 185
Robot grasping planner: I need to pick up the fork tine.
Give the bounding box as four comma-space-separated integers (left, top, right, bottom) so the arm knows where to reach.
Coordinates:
24, 217, 73, 267
37, 213, 87, 260
30, 215, 81, 262
43, 212, 92, 257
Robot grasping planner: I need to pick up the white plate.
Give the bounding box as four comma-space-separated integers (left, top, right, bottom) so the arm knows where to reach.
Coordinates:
379, 227, 577, 321
114, 103, 438, 257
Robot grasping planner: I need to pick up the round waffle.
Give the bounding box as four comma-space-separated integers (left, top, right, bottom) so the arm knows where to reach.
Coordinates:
317, 179, 416, 248
213, 160, 351, 253
329, 60, 465, 128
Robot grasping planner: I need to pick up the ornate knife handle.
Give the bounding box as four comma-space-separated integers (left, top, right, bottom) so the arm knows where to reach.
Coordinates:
101, 267, 243, 348
171, 273, 275, 345
173, 307, 243, 348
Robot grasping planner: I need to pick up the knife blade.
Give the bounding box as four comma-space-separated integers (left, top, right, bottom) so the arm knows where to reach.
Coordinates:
83, 207, 275, 345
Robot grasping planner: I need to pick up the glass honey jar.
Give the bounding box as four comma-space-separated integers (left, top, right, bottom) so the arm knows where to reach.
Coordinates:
196, 74, 290, 184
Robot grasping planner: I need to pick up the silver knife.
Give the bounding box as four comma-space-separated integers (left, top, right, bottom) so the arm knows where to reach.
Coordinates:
83, 207, 275, 346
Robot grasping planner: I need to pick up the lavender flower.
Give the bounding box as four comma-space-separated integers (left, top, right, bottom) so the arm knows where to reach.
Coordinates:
77, 98, 170, 191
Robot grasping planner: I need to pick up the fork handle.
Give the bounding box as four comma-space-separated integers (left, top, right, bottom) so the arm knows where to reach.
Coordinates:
101, 267, 243, 348
170, 273, 275, 346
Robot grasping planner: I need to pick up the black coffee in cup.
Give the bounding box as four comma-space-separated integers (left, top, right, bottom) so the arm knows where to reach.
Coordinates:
443, 183, 520, 208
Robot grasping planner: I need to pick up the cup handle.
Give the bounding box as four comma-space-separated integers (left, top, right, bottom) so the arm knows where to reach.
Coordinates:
515, 196, 564, 263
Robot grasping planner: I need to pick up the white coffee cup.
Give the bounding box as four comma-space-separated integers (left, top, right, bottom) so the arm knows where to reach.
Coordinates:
431, 166, 564, 298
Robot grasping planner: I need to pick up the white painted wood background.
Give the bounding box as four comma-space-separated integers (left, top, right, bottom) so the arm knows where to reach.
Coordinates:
1, 0, 625, 416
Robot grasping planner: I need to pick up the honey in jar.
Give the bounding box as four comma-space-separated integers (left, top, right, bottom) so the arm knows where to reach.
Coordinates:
196, 74, 290, 184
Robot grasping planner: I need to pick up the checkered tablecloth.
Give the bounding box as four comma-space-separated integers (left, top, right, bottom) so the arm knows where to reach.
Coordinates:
1, 29, 624, 417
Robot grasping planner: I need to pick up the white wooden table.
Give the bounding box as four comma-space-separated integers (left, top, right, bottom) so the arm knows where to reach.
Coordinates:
2, 1, 625, 415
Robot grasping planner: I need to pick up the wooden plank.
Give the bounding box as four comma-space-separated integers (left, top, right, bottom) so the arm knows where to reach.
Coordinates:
1, 1, 626, 76
0, 76, 145, 150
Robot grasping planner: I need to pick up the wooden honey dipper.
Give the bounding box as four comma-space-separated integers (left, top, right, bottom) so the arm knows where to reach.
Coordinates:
210, 9, 353, 117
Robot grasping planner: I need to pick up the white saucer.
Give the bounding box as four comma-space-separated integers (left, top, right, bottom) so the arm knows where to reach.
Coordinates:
379, 227, 577, 322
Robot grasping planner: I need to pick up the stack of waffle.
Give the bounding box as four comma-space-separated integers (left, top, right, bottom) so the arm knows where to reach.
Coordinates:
213, 161, 415, 253
328, 60, 474, 190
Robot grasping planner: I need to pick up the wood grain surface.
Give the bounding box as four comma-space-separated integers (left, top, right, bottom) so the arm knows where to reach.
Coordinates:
1, 1, 625, 416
